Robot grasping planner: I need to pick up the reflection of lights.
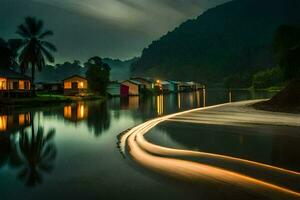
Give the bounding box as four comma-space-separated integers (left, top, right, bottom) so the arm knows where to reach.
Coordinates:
25, 113, 31, 124
229, 91, 232, 103
189, 93, 194, 108
203, 88, 206, 107
129, 96, 139, 109
177, 93, 181, 109
19, 114, 25, 126
64, 103, 88, 121
196, 91, 200, 107
64, 105, 72, 119
78, 105, 85, 119
77, 103, 88, 120
156, 95, 164, 115
120, 103, 300, 199
0, 115, 8, 132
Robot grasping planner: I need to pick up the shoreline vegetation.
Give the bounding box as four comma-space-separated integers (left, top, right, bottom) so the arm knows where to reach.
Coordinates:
253, 80, 300, 114
0, 94, 104, 108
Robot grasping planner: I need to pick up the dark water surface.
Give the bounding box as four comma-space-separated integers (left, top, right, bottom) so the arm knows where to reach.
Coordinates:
0, 90, 277, 200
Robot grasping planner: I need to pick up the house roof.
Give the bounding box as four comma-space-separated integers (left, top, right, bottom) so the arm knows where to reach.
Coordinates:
0, 68, 31, 80
63, 75, 87, 81
122, 80, 143, 85
131, 77, 154, 84
160, 81, 170, 85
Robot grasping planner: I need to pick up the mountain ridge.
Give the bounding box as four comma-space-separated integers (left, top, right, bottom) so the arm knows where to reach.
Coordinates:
131, 0, 300, 85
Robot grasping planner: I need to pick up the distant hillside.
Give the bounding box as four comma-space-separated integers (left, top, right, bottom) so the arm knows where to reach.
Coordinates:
103, 57, 138, 81
131, 0, 300, 85
35, 58, 137, 83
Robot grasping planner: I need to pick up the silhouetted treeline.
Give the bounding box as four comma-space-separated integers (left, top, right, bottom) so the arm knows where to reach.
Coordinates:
35, 57, 137, 83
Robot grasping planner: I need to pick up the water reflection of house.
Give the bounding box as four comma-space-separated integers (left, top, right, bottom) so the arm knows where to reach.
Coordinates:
63, 103, 88, 122
120, 96, 139, 110
0, 69, 31, 98
179, 82, 203, 92
0, 112, 31, 133
63, 75, 88, 96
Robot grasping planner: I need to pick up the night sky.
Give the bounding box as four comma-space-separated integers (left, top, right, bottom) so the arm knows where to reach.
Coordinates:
0, 0, 229, 62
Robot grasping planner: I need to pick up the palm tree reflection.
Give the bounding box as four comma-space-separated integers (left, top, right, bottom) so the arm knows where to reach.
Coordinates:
15, 125, 57, 187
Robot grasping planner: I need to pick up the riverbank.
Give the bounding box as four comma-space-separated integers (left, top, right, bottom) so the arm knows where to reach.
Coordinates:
253, 80, 300, 114
0, 94, 104, 108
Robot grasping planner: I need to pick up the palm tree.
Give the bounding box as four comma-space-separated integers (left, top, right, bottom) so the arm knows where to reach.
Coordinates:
0, 38, 21, 68
15, 16, 57, 91
15, 125, 57, 187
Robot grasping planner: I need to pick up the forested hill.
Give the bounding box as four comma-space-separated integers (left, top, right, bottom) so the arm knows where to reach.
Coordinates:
131, 0, 300, 85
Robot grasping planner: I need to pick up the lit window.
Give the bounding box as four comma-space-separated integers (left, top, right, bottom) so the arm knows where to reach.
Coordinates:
64, 82, 72, 89
0, 78, 7, 90
79, 82, 84, 88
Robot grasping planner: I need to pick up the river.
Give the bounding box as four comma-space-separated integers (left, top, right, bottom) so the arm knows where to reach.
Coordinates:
0, 90, 277, 200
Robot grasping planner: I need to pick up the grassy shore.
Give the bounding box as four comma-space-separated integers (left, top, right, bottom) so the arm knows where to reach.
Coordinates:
0, 94, 104, 108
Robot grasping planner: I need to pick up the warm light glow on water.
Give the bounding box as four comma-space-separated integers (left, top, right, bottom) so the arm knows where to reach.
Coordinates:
64, 103, 88, 121
177, 93, 181, 109
64, 105, 72, 119
203, 88, 206, 107
156, 95, 164, 115
18, 114, 25, 126
77, 103, 88, 120
196, 91, 200, 107
0, 115, 8, 132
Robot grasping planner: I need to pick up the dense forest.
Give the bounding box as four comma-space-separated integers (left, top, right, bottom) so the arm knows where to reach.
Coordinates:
131, 0, 300, 88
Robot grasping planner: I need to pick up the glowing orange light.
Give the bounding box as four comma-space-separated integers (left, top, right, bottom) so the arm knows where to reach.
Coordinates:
79, 82, 84, 88
19, 114, 25, 126
0, 115, 8, 132
0, 78, 7, 90
64, 105, 72, 119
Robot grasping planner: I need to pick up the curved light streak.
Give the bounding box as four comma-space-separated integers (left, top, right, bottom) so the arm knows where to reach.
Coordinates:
120, 100, 300, 198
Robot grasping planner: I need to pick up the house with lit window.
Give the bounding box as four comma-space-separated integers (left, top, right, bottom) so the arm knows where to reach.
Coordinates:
63, 75, 88, 96
130, 77, 154, 90
0, 69, 31, 98
121, 80, 145, 96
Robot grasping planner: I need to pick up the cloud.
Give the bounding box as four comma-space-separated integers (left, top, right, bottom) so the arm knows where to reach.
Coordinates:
1, 0, 230, 61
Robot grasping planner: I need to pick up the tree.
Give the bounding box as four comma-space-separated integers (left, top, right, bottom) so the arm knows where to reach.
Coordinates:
252, 67, 283, 89
274, 25, 300, 80
15, 16, 57, 90
0, 38, 21, 68
85, 57, 110, 94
